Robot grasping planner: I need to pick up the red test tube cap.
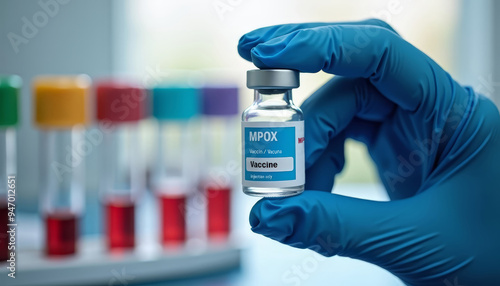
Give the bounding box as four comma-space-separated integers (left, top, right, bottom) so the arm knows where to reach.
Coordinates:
96, 80, 147, 122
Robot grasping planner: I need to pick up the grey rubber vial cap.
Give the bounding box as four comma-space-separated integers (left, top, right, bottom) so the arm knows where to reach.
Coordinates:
247, 69, 300, 90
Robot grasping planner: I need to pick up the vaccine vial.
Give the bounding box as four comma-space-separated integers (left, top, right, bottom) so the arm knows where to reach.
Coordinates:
151, 86, 199, 246
201, 86, 238, 241
96, 80, 146, 251
34, 75, 90, 256
0, 75, 20, 261
242, 69, 305, 197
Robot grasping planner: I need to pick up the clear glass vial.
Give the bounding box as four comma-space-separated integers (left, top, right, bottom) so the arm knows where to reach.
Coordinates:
242, 69, 305, 197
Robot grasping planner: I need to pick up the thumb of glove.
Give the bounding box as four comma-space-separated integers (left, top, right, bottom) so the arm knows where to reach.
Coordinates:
249, 190, 474, 285
250, 191, 411, 256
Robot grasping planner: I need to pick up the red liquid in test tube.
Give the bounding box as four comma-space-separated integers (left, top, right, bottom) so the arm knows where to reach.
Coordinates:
0, 201, 8, 261
207, 186, 231, 239
106, 198, 135, 250
160, 194, 186, 245
45, 211, 78, 256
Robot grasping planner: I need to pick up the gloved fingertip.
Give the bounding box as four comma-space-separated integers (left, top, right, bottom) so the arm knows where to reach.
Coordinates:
249, 198, 287, 231
249, 210, 260, 229
249, 198, 269, 229
238, 31, 259, 44
237, 35, 255, 62
250, 47, 271, 69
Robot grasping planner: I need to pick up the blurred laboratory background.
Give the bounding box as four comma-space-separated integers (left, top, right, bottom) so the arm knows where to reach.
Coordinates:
0, 0, 499, 285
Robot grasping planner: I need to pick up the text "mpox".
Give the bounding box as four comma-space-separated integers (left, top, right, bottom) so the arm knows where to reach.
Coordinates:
249, 131, 277, 142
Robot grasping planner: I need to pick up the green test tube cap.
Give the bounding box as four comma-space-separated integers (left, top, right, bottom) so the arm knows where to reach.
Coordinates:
0, 75, 21, 127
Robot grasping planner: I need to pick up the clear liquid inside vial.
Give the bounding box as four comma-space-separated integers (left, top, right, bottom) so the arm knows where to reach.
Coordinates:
242, 89, 304, 197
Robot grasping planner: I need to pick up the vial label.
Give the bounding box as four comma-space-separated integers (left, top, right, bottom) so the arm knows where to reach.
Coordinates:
242, 121, 305, 188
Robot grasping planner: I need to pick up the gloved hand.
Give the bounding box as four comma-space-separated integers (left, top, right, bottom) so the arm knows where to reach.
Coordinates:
238, 19, 500, 285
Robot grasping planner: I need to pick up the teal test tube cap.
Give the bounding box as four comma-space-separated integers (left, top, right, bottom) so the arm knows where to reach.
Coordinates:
152, 86, 199, 120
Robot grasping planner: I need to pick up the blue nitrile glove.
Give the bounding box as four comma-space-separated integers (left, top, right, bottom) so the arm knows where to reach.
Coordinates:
238, 19, 500, 285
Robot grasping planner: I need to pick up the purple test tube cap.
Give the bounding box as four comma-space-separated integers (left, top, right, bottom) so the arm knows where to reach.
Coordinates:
202, 86, 239, 116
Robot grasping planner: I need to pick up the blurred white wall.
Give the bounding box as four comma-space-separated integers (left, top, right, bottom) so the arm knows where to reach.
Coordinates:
121, 0, 461, 107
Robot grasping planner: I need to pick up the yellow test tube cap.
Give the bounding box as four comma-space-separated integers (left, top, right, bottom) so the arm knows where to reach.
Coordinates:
34, 75, 91, 128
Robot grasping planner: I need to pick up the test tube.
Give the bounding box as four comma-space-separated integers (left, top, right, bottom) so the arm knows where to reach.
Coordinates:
0, 75, 20, 261
151, 86, 199, 246
96, 80, 146, 251
34, 75, 90, 256
201, 87, 239, 241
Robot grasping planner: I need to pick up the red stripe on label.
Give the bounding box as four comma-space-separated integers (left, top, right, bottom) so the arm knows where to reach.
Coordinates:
298, 137, 305, 143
